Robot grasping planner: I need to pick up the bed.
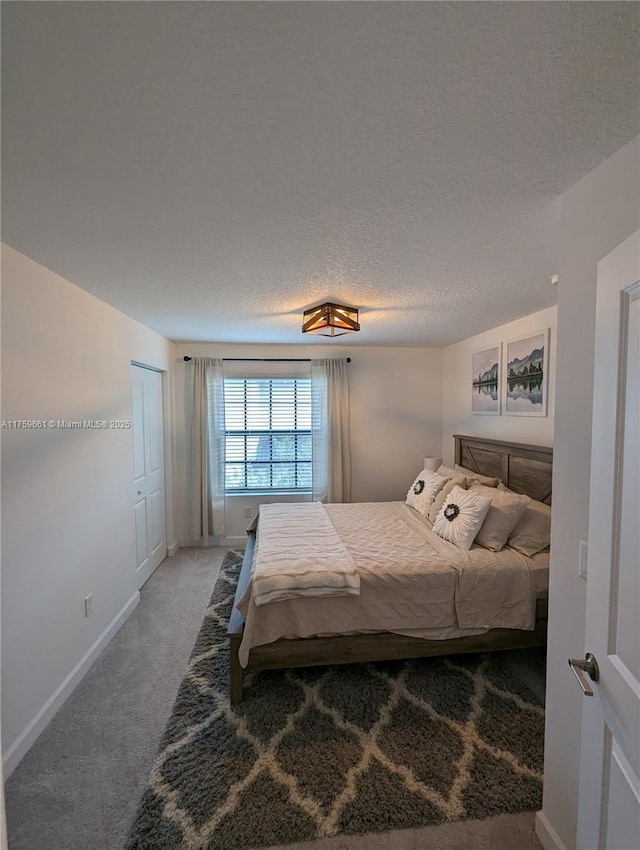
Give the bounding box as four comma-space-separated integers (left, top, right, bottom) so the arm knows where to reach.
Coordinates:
228, 434, 553, 704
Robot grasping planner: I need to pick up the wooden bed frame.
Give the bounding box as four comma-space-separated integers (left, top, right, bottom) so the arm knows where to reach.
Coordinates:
228, 435, 553, 704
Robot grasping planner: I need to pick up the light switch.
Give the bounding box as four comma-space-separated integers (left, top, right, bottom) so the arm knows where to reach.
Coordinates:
579, 540, 588, 580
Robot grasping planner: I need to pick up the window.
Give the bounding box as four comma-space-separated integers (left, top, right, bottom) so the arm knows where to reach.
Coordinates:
224, 378, 312, 493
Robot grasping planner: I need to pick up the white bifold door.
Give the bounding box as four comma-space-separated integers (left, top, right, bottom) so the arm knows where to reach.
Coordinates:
576, 229, 640, 850
131, 364, 167, 588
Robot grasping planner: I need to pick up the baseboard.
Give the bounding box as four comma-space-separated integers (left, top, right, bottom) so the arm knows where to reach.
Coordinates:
2, 591, 140, 778
535, 811, 571, 850
175, 536, 248, 549
175, 537, 218, 549
223, 536, 249, 547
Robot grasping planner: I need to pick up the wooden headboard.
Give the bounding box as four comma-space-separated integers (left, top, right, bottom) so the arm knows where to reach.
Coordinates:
454, 434, 553, 505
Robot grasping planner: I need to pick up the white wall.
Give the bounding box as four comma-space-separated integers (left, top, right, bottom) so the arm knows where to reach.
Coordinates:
537, 136, 640, 850
171, 343, 443, 543
0, 245, 173, 774
441, 306, 557, 461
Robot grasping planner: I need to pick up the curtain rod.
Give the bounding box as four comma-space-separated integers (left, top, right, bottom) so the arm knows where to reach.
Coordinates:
182, 356, 351, 363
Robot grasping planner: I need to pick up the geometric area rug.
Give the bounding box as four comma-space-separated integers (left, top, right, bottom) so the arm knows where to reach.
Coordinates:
125, 550, 544, 850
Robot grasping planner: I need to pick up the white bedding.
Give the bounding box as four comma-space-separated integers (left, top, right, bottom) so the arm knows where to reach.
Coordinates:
236, 501, 540, 668
250, 502, 360, 606
529, 549, 550, 598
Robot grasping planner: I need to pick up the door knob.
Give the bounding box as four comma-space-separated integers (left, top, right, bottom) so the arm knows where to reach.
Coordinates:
568, 653, 600, 697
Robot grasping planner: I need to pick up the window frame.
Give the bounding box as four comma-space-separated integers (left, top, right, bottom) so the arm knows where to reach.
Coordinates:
223, 376, 312, 495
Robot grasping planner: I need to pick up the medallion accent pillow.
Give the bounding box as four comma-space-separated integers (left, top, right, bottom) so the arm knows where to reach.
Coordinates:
432, 485, 492, 550
406, 470, 448, 517
427, 475, 468, 523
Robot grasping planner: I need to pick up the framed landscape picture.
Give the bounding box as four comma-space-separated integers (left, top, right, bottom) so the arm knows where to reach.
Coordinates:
504, 329, 549, 416
472, 345, 501, 414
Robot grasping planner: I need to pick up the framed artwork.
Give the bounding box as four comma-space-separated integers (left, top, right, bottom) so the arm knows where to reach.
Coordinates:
472, 345, 501, 414
504, 329, 549, 416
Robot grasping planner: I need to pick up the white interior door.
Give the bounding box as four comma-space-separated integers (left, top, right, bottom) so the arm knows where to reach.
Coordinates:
576, 229, 640, 850
131, 364, 166, 588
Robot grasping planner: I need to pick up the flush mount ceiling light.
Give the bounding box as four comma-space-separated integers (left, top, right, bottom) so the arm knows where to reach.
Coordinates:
302, 302, 360, 337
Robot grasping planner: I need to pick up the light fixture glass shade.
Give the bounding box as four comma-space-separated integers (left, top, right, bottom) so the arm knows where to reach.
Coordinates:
423, 456, 443, 472
302, 302, 360, 337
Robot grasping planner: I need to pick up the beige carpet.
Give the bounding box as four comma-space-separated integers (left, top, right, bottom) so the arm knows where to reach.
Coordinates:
263, 811, 542, 850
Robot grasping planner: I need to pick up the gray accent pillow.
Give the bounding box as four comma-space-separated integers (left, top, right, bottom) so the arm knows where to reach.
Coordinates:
454, 463, 501, 487
428, 475, 468, 523
469, 483, 531, 552
507, 498, 552, 556
437, 463, 461, 479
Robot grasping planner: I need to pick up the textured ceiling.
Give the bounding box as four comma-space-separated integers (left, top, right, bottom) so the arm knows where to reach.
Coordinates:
2, 2, 639, 346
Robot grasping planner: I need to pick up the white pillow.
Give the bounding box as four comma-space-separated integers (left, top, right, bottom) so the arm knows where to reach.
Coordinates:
432, 485, 493, 550
406, 470, 448, 517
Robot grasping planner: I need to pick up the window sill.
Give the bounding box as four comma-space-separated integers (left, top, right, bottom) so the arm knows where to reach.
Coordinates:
225, 491, 312, 498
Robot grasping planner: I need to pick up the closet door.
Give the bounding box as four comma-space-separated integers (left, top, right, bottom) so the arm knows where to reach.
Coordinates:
131, 364, 166, 587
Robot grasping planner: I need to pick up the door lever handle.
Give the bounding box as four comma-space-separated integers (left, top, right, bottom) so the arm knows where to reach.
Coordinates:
568, 653, 599, 697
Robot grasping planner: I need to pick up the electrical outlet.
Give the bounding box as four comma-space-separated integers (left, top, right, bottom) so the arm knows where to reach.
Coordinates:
579, 540, 588, 580
244, 506, 253, 519
84, 593, 93, 617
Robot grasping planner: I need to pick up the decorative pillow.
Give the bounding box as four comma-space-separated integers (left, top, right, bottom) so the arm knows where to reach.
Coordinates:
506, 498, 552, 556
432, 485, 493, 550
427, 475, 468, 523
469, 483, 531, 552
454, 464, 501, 487
405, 470, 448, 517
